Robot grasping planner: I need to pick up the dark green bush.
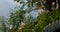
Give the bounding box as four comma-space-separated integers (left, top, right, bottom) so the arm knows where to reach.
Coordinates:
36, 9, 60, 32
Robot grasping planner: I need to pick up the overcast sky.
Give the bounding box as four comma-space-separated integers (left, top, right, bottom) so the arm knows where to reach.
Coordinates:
0, 0, 17, 18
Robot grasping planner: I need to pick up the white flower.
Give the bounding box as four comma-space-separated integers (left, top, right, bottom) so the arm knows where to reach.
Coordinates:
21, 22, 25, 26
38, 9, 44, 14
10, 25, 13, 29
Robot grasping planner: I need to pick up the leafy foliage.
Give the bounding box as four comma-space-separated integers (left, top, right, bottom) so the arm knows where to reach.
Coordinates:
0, 16, 7, 32
8, 0, 60, 32
8, 10, 26, 32
35, 9, 60, 32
